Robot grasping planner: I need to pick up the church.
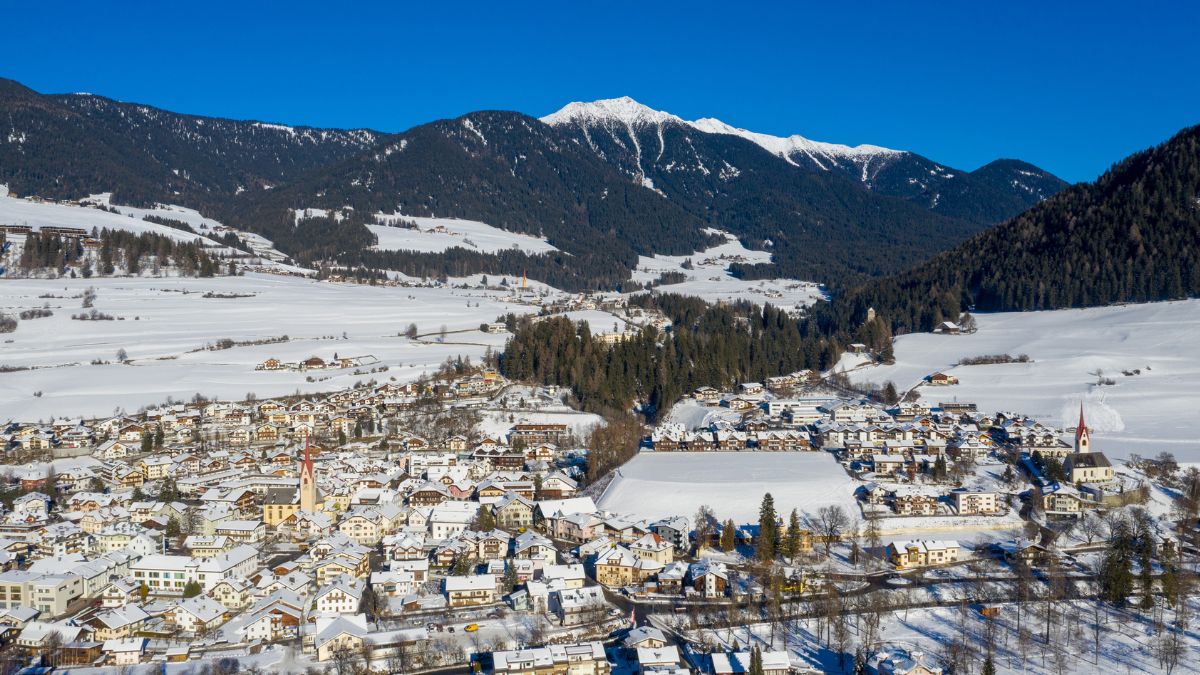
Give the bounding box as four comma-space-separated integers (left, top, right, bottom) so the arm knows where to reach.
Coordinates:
262, 436, 326, 526
1063, 405, 1114, 484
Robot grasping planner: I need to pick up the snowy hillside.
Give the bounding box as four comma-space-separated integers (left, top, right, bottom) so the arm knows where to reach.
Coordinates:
0, 192, 296, 270
0, 193, 219, 244
368, 214, 559, 254
630, 230, 826, 308
849, 300, 1200, 461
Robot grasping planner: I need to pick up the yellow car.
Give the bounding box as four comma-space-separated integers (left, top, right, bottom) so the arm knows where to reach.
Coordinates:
464, 623, 479, 633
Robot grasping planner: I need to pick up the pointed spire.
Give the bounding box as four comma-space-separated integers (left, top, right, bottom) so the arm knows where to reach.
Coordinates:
1075, 403, 1087, 441
301, 431, 314, 477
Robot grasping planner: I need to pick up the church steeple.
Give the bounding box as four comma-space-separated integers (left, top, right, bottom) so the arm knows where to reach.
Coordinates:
1074, 403, 1091, 453
299, 433, 317, 512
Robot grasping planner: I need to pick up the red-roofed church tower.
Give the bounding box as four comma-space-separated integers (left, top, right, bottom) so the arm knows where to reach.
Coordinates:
299, 433, 317, 512
1074, 403, 1092, 453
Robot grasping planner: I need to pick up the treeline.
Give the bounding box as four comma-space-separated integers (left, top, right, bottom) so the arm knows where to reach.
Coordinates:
816, 124, 1200, 336
16, 229, 221, 277
500, 294, 893, 420
343, 247, 640, 293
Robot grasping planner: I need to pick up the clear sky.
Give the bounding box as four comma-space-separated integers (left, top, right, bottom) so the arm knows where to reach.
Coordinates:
2, 0, 1197, 182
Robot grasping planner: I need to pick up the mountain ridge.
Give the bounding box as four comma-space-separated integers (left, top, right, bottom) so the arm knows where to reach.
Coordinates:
0, 78, 1068, 290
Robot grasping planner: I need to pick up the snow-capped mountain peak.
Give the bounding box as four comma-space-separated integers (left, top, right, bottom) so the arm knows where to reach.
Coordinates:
541, 96, 683, 128
543, 97, 903, 172
687, 117, 901, 167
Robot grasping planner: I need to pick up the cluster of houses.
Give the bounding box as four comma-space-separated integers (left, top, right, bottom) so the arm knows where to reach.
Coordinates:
255, 354, 380, 372
3, 374, 516, 458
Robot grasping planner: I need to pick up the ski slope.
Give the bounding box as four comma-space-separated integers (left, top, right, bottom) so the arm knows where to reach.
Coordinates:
849, 299, 1200, 461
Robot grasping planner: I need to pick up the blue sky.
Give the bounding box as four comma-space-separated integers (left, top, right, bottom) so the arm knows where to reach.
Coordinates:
2, 1, 1197, 182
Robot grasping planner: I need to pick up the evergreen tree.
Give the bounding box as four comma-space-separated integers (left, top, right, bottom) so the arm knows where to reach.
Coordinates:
472, 506, 496, 532
757, 493, 778, 562
182, 580, 202, 598
501, 562, 518, 594
882, 381, 899, 405
720, 519, 737, 552
783, 509, 803, 560
749, 645, 764, 675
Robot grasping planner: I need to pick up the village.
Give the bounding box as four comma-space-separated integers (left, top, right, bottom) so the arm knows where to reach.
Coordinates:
0, 328, 1189, 675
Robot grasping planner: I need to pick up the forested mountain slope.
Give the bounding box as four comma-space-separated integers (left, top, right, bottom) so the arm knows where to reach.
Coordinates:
820, 124, 1200, 336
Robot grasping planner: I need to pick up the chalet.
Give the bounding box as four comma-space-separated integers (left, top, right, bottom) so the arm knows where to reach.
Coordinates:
445, 574, 497, 607
690, 560, 729, 598
510, 423, 570, 446
887, 540, 960, 569
927, 372, 959, 386
492, 493, 536, 530
952, 490, 1001, 515
893, 491, 939, 516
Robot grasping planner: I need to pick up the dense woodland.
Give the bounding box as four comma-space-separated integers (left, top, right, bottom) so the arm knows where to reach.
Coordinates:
500, 294, 894, 422
15, 229, 221, 277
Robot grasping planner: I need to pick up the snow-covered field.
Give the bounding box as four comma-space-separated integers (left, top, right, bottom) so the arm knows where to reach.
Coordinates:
630, 231, 826, 308
0, 274, 544, 421
368, 214, 559, 254
599, 452, 859, 524
850, 300, 1200, 461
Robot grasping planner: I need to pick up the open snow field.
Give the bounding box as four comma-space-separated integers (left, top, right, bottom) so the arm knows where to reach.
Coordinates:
368, 213, 559, 254
0, 273, 542, 421
630, 231, 826, 308
599, 452, 859, 524
849, 300, 1200, 461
